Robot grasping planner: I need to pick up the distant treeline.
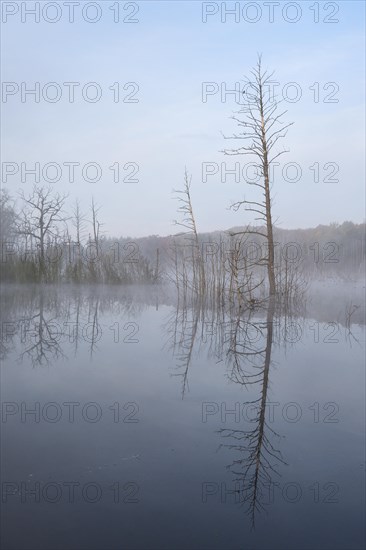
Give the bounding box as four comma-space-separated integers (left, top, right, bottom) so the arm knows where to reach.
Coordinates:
0, 187, 364, 284
111, 222, 366, 282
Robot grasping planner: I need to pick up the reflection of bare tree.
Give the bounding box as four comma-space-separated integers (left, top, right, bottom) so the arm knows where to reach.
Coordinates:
165, 289, 308, 402
345, 302, 361, 346
165, 295, 292, 525
219, 299, 286, 527
1, 285, 164, 366
226, 312, 267, 386
86, 295, 100, 358
19, 290, 66, 367
165, 302, 203, 398
73, 292, 82, 357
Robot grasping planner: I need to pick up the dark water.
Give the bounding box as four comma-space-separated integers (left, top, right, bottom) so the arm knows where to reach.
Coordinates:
1, 284, 365, 550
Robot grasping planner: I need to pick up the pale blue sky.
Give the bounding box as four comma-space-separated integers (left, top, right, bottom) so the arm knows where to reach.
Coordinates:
1, 1, 365, 237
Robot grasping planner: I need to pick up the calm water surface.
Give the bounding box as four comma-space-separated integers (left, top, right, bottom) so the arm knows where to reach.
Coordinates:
1, 284, 365, 550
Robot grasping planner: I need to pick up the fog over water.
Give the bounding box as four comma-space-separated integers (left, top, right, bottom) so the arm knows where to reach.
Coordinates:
1, 280, 365, 549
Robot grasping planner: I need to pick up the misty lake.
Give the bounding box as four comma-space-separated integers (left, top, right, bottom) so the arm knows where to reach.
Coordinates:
1, 282, 365, 550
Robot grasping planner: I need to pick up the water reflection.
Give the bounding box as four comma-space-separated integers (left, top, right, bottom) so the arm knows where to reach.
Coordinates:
0, 284, 170, 365
166, 297, 284, 525
19, 290, 67, 366
165, 289, 364, 527
1, 283, 365, 547
218, 299, 284, 527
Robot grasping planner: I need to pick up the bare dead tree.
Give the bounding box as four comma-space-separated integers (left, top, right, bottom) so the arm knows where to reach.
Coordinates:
223, 55, 294, 296
17, 185, 69, 279
90, 197, 103, 252
69, 199, 87, 280
173, 169, 206, 296
86, 197, 105, 281
72, 199, 86, 245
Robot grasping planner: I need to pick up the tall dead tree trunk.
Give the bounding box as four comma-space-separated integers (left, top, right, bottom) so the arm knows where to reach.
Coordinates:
223, 55, 293, 296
